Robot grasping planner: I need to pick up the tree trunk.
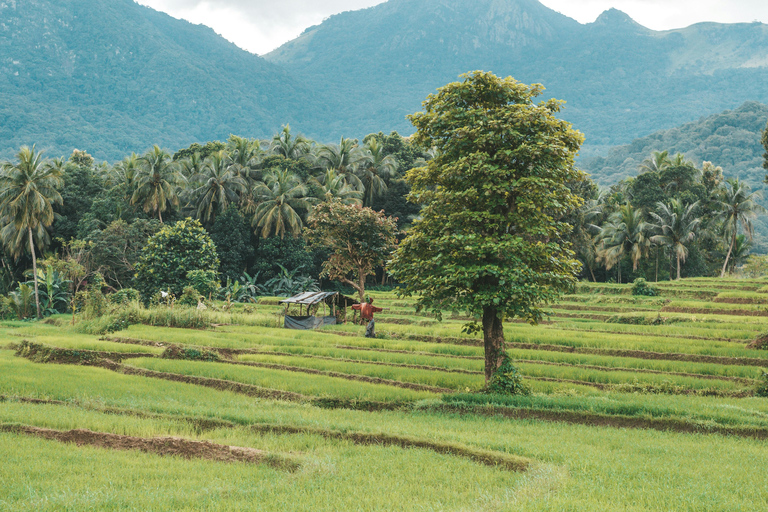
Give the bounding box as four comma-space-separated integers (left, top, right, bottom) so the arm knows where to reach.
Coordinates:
655, 248, 659, 282
29, 227, 41, 319
482, 307, 505, 384
720, 231, 736, 278
358, 271, 366, 303
158, 209, 163, 224
676, 253, 681, 280
589, 265, 596, 283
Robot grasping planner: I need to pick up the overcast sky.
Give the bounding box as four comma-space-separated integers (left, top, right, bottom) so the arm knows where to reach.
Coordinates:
136, 0, 768, 55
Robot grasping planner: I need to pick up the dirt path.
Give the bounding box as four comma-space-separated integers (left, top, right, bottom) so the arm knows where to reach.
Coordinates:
0, 424, 297, 469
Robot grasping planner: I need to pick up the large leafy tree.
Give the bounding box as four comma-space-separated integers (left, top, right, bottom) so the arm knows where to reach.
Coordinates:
134, 218, 220, 299
315, 137, 369, 190
250, 170, 313, 238
649, 200, 701, 280
131, 145, 186, 223
389, 72, 584, 382
305, 201, 398, 302
0, 146, 63, 318
717, 178, 765, 277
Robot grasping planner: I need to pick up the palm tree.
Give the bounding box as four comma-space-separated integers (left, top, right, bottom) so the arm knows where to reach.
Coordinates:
131, 145, 186, 223
178, 152, 205, 180
639, 150, 671, 173
597, 204, 649, 283
716, 178, 765, 277
269, 125, 310, 160
189, 151, 247, 224
315, 137, 369, 190
250, 170, 314, 238
649, 199, 701, 280
356, 138, 398, 206
0, 146, 63, 318
228, 135, 262, 178
727, 234, 752, 275
310, 169, 363, 206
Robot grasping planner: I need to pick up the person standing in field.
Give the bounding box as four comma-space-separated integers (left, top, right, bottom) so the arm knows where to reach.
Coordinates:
352, 297, 383, 338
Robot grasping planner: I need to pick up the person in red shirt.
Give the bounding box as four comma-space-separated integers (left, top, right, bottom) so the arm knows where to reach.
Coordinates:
352, 297, 383, 338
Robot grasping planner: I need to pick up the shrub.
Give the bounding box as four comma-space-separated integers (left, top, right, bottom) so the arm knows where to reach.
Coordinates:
186, 269, 220, 299
756, 371, 768, 397
485, 353, 530, 396
632, 278, 657, 296
108, 288, 141, 305
177, 286, 203, 307
134, 218, 220, 300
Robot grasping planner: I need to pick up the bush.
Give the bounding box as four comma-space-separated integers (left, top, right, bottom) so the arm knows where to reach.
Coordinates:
632, 278, 657, 296
186, 269, 220, 298
108, 288, 141, 305
177, 286, 203, 307
756, 371, 768, 397
134, 218, 220, 300
485, 353, 530, 396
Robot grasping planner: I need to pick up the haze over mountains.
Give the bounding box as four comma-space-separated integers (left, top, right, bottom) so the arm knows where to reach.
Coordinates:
1, 0, 768, 171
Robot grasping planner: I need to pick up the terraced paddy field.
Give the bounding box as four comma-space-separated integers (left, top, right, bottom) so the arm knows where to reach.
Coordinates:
3, 277, 768, 510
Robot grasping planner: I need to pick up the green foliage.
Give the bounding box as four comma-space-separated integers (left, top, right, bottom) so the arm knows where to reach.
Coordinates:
4, 283, 35, 320
173, 141, 226, 162
209, 206, 254, 283
632, 278, 658, 297
391, 72, 583, 323
134, 218, 220, 299
485, 354, 531, 396
186, 270, 220, 298
85, 219, 162, 289
762, 119, 768, 174
755, 371, 768, 398
251, 236, 318, 282
742, 255, 768, 278
305, 201, 398, 301
260, 264, 319, 297
108, 288, 141, 306
177, 286, 203, 308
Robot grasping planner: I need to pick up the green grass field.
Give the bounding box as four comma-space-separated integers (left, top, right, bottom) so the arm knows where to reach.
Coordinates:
3, 277, 768, 510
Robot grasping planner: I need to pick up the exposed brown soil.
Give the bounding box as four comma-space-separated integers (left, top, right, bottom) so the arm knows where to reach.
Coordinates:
747, 333, 768, 350
250, 424, 529, 472
543, 312, 612, 321
101, 360, 309, 402
661, 306, 768, 317
231, 360, 454, 393
433, 404, 768, 440
526, 376, 610, 390
103, 336, 169, 348
15, 340, 154, 364
0, 424, 296, 469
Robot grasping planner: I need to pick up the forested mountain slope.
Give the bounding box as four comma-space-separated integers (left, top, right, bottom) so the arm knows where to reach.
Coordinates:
2, 0, 768, 162
581, 102, 768, 187
267, 0, 768, 154
0, 0, 321, 161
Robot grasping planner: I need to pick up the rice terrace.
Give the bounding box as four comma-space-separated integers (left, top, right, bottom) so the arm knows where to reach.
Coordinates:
2, 277, 768, 510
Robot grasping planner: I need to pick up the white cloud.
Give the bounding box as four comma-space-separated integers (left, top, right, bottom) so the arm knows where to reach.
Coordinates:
136, 0, 768, 54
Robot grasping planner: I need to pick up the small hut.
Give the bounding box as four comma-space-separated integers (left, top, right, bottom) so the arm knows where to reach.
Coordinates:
279, 291, 358, 330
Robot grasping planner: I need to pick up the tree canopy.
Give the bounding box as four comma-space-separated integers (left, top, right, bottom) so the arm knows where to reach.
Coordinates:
389, 71, 584, 382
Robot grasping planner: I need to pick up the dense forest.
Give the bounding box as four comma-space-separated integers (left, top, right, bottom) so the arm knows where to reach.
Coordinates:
1, 115, 768, 319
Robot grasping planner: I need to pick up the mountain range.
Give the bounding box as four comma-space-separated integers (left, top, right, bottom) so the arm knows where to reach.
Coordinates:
1, 0, 768, 170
